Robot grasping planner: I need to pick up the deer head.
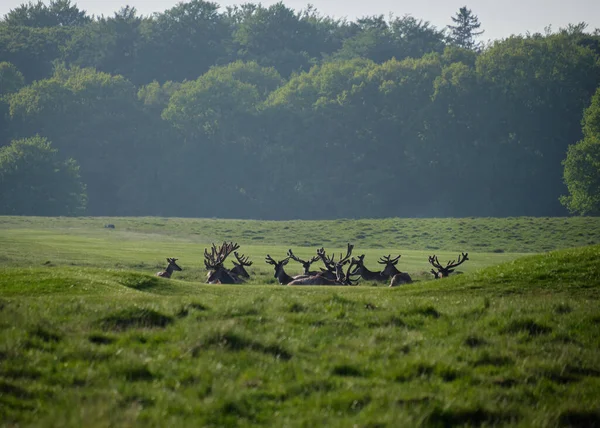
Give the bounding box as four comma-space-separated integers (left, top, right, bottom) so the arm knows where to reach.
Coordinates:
204, 242, 240, 284
167, 258, 182, 272
377, 254, 401, 278
287, 249, 320, 275
231, 251, 252, 278
317, 243, 354, 273
428, 252, 469, 278
265, 254, 293, 284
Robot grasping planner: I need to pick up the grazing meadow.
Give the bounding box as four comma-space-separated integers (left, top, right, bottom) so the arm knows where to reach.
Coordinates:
0, 216, 599, 427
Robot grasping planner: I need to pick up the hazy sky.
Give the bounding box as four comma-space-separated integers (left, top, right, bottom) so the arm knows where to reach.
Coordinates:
1, 0, 599, 42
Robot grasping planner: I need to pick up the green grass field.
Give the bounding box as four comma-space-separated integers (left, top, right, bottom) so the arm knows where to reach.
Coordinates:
1, 216, 599, 427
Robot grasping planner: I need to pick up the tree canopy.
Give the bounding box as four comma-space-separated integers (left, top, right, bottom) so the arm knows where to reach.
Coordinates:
1, 1, 599, 219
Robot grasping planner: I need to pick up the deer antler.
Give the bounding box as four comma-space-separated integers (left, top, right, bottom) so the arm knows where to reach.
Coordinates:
204, 242, 240, 270
316, 247, 333, 270
378, 255, 401, 265
287, 249, 320, 265
428, 252, 469, 277
344, 262, 361, 285
447, 252, 469, 269
428, 255, 445, 270
234, 252, 253, 266
265, 254, 288, 266
338, 243, 354, 265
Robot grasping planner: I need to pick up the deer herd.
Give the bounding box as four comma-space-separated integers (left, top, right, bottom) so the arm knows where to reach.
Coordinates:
156, 241, 469, 287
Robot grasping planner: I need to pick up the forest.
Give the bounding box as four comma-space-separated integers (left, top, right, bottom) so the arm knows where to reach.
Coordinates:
0, 0, 599, 219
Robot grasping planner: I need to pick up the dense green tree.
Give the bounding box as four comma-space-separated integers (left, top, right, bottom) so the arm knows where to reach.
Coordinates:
447, 6, 484, 50
0, 61, 25, 96
0, 61, 25, 143
2, 0, 91, 27
7, 65, 158, 215
233, 3, 335, 76
561, 87, 600, 215
560, 138, 600, 215
62, 6, 146, 84
475, 31, 600, 215
334, 15, 446, 63
0, 135, 86, 215
136, 0, 232, 83
0, 24, 75, 81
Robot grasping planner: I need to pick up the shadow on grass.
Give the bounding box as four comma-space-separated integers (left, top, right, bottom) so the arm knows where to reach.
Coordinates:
427, 406, 520, 427
97, 308, 174, 330
559, 409, 600, 427
501, 319, 552, 336
193, 330, 291, 361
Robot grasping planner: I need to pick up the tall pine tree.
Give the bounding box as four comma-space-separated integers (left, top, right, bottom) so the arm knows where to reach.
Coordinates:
447, 6, 484, 50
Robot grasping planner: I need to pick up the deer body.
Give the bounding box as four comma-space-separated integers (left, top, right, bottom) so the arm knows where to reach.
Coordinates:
389, 272, 412, 287
204, 242, 248, 284
265, 255, 309, 285
287, 249, 321, 276
352, 255, 388, 282
156, 258, 182, 279
378, 254, 412, 286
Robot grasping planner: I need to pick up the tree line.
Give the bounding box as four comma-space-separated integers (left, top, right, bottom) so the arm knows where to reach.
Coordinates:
0, 0, 599, 219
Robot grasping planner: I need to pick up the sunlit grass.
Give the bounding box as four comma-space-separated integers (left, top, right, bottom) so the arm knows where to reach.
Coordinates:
0, 216, 599, 426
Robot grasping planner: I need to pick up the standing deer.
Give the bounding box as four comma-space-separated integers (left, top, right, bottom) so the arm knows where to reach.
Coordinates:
378, 254, 412, 287
156, 258, 182, 279
428, 252, 469, 278
231, 252, 253, 279
352, 255, 387, 282
204, 242, 244, 284
287, 249, 321, 275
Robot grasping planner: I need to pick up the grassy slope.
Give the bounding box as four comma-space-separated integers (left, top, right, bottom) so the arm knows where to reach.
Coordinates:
1, 215, 599, 253
1, 217, 600, 426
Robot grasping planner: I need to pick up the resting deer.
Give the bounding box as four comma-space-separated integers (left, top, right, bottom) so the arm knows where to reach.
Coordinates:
287, 249, 320, 276
231, 252, 253, 278
428, 252, 469, 278
204, 242, 244, 284
265, 255, 307, 285
315, 243, 354, 281
352, 255, 387, 282
156, 258, 182, 279
378, 254, 412, 287
288, 260, 360, 286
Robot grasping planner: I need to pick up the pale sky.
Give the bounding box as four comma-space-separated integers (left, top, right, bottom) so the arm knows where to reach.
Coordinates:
1, 0, 599, 42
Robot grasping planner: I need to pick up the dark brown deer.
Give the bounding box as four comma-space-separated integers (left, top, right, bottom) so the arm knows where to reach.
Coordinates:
428, 252, 469, 279
265, 255, 306, 285
316, 243, 354, 281
230, 251, 253, 279
352, 255, 387, 282
288, 260, 359, 286
156, 258, 182, 278
378, 254, 412, 287
287, 249, 321, 275
204, 242, 244, 284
